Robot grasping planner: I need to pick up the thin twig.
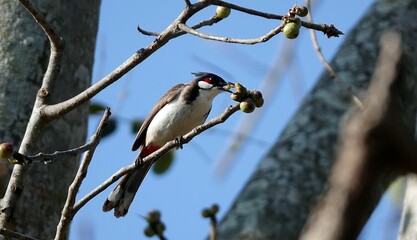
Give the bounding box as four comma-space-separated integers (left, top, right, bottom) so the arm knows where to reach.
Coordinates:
20, 142, 95, 164
137, 25, 160, 36
18, 0, 65, 106
54, 108, 111, 240
0, 228, 39, 240
138, 16, 222, 37
18, 0, 64, 50
178, 22, 286, 44
214, 0, 342, 37
214, 0, 283, 20
305, 0, 363, 109
184, 0, 191, 7
73, 104, 240, 212
209, 216, 217, 240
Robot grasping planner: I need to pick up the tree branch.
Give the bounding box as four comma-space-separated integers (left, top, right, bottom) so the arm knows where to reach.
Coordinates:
73, 103, 240, 213
306, 0, 362, 109
54, 108, 111, 240
178, 22, 286, 44
0, 0, 65, 229
39, 0, 212, 122
18, 0, 65, 106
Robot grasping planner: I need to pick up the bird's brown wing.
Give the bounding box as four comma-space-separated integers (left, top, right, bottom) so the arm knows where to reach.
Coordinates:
131, 83, 185, 151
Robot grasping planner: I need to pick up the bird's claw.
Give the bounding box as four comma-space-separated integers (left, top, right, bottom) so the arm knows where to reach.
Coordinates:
175, 136, 184, 150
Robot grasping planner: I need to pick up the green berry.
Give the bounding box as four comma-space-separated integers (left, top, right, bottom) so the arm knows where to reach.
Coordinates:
250, 90, 264, 108
293, 17, 301, 28
215, 6, 231, 19
234, 83, 247, 94
147, 210, 161, 223
231, 92, 245, 102
155, 223, 166, 235
296, 6, 309, 17
240, 99, 256, 113
283, 22, 300, 39
211, 204, 220, 214
202, 208, 211, 218
144, 226, 155, 237
0, 143, 14, 160
254, 98, 264, 108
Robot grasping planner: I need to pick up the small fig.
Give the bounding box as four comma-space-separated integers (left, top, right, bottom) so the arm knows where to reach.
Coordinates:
215, 6, 231, 19
201, 208, 211, 218
147, 209, 161, 223
155, 223, 166, 234
211, 204, 220, 214
231, 92, 246, 102
250, 90, 263, 101
296, 6, 309, 17
254, 98, 264, 108
0, 143, 14, 160
240, 99, 256, 113
293, 17, 301, 28
224, 83, 232, 91
234, 83, 247, 94
144, 226, 155, 237
250, 90, 264, 108
283, 22, 300, 39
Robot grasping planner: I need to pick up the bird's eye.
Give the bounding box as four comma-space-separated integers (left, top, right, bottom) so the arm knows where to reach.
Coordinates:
204, 77, 212, 83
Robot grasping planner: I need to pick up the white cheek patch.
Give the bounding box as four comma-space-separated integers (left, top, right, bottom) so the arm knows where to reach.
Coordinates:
198, 81, 213, 90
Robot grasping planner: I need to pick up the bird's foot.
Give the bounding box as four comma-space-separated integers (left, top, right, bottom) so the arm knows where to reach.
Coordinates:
134, 156, 144, 168
175, 136, 184, 150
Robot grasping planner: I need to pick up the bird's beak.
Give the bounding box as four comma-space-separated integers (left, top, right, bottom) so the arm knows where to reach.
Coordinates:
219, 82, 234, 93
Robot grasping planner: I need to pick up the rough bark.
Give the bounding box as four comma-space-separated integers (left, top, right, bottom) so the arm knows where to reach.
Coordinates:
0, 0, 100, 239
216, 0, 417, 239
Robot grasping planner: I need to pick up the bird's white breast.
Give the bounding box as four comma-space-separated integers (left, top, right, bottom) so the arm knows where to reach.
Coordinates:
145, 86, 223, 147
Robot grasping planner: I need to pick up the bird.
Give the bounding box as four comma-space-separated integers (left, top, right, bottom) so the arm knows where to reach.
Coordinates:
103, 72, 232, 217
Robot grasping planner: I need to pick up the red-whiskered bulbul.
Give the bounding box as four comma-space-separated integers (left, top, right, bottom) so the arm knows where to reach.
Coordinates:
103, 72, 232, 217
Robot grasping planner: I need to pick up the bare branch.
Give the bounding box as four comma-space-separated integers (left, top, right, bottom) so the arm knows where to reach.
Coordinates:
305, 0, 362, 109
184, 0, 192, 7
13, 142, 94, 164
54, 108, 111, 240
178, 22, 286, 44
214, 0, 342, 37
40, 0, 211, 121
0, 0, 66, 228
138, 16, 222, 38
18, 0, 64, 50
73, 103, 241, 212
18, 0, 65, 106
214, 0, 283, 20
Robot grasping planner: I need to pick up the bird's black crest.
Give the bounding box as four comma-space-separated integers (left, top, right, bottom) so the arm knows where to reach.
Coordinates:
192, 72, 211, 77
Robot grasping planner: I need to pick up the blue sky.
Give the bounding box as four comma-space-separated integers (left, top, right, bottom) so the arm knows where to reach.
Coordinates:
67, 1, 400, 239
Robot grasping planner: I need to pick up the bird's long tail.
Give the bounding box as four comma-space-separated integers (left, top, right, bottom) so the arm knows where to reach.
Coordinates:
102, 147, 158, 217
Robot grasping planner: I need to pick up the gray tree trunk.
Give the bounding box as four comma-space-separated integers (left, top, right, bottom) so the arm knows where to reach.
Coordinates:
0, 0, 100, 239
216, 0, 417, 239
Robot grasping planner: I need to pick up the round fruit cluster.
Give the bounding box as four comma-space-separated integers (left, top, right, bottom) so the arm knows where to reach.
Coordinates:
201, 203, 220, 218
228, 83, 264, 113
144, 209, 166, 237
282, 5, 309, 40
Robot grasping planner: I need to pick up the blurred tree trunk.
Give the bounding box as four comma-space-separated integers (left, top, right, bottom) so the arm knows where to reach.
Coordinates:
216, 0, 417, 239
0, 0, 100, 239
